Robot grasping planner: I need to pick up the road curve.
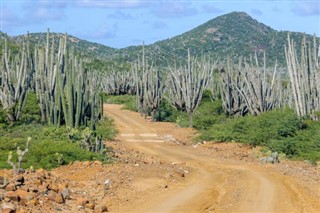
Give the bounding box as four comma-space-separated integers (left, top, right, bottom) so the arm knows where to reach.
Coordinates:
104, 104, 320, 213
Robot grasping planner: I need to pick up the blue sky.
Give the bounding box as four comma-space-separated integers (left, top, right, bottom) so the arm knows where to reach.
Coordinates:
1, 0, 319, 48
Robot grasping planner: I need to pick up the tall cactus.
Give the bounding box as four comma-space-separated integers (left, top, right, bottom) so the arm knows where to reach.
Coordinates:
285, 33, 320, 119
238, 53, 281, 115
101, 67, 136, 95
166, 49, 215, 127
218, 58, 248, 116
34, 29, 101, 128
133, 45, 163, 118
0, 35, 33, 122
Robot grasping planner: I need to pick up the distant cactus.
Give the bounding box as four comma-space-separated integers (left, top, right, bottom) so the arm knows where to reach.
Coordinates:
7, 137, 31, 174
133, 44, 163, 119
166, 49, 215, 127
55, 152, 64, 165
0, 175, 8, 189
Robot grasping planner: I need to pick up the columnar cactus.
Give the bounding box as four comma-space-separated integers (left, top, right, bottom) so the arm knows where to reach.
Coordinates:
285, 33, 320, 119
218, 53, 282, 116
0, 35, 33, 122
133, 45, 163, 118
34, 29, 101, 128
101, 67, 136, 95
166, 49, 215, 127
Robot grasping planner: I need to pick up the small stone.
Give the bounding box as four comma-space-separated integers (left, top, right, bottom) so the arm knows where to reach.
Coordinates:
61, 188, 70, 200
4, 191, 19, 201
38, 185, 48, 194
59, 183, 68, 189
29, 198, 38, 206
134, 163, 140, 167
100, 204, 108, 212
1, 202, 16, 211
2, 208, 15, 213
55, 193, 64, 204
85, 200, 95, 209
78, 206, 85, 210
77, 197, 88, 207
29, 187, 39, 193
16, 189, 34, 203
12, 175, 25, 185
104, 179, 112, 189
5, 183, 16, 191
48, 183, 59, 192
94, 161, 103, 166
82, 161, 91, 167
47, 190, 57, 202
0, 176, 4, 185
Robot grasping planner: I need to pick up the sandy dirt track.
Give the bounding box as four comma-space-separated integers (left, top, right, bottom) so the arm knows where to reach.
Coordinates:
104, 104, 320, 213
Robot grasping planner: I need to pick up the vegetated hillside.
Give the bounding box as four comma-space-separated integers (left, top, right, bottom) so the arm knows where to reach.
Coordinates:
1, 12, 316, 66
6, 31, 116, 59
115, 12, 315, 66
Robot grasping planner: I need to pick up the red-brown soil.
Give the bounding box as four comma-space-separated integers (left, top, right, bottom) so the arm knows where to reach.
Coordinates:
1, 104, 319, 213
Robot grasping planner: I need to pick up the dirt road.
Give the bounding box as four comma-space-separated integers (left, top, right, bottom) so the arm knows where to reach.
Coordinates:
104, 104, 320, 213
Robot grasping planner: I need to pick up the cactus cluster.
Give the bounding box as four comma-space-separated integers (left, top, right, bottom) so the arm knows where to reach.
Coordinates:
166, 49, 215, 127
34, 29, 101, 128
133, 45, 163, 118
285, 34, 320, 120
217, 53, 282, 116
101, 67, 136, 95
0, 35, 33, 122
1, 29, 102, 128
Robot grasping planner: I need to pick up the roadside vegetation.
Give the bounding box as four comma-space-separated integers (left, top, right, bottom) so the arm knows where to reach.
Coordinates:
106, 91, 320, 163
0, 91, 115, 170
1, 26, 319, 172
0, 31, 116, 170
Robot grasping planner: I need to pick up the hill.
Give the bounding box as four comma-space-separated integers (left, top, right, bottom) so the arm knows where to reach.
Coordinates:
115, 12, 314, 66
1, 12, 316, 67
2, 31, 116, 60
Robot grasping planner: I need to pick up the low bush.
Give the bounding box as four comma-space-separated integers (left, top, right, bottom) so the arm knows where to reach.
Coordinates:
192, 91, 226, 130
18, 92, 41, 124
198, 108, 320, 162
0, 118, 115, 170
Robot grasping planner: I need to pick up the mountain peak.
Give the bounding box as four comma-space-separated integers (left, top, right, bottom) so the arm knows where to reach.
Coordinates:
1, 11, 314, 66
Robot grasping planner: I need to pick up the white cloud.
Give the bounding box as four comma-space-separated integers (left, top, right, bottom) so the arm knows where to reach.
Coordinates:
85, 22, 119, 39
152, 21, 167, 29
152, 2, 198, 18
76, 0, 149, 8
292, 2, 320, 16
107, 11, 134, 19
251, 8, 263, 16
1, 5, 23, 31
201, 4, 223, 14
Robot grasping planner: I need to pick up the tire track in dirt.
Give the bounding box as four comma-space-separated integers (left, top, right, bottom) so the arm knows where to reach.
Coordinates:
104, 104, 320, 213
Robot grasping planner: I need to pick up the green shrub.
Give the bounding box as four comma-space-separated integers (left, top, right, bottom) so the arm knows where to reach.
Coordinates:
95, 117, 116, 140
24, 140, 106, 169
0, 120, 115, 170
199, 107, 320, 162
18, 92, 41, 124
199, 108, 302, 145
192, 92, 226, 130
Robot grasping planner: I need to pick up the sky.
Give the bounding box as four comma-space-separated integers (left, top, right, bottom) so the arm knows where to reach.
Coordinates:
1, 0, 319, 48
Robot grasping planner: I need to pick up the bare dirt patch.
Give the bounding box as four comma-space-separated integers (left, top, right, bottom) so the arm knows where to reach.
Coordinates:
1, 104, 319, 213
